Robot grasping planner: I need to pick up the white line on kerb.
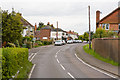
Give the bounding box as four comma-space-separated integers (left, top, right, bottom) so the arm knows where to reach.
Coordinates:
60, 64, 65, 70
75, 54, 117, 78
30, 53, 37, 62
28, 64, 36, 79
57, 59, 60, 63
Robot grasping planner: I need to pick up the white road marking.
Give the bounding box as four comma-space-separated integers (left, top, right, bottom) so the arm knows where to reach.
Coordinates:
28, 64, 36, 79
75, 54, 117, 78
29, 53, 34, 59
67, 72, 76, 80
57, 59, 60, 63
55, 55, 57, 58
60, 64, 65, 70
30, 53, 37, 62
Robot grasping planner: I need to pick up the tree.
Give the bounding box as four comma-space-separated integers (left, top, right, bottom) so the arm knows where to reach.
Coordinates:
93, 28, 107, 38
83, 32, 89, 41
2, 10, 23, 46
37, 22, 44, 30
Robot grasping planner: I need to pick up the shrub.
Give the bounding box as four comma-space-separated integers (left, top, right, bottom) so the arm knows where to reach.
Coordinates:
42, 41, 52, 45
2, 48, 30, 79
26, 42, 31, 49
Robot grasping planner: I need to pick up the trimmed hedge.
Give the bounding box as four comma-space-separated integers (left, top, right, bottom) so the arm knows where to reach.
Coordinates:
2, 48, 31, 79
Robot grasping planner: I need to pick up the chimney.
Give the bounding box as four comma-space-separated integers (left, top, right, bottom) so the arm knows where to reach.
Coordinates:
96, 10, 100, 29
96, 10, 100, 23
35, 23, 37, 32
118, 1, 120, 7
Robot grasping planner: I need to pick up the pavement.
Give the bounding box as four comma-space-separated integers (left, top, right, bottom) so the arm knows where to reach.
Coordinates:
28, 43, 114, 79
75, 43, 119, 77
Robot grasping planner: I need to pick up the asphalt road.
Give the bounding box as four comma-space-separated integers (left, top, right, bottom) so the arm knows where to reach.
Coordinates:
30, 43, 111, 79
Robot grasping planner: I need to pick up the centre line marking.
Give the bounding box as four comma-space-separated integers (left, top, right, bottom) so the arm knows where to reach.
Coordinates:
60, 64, 65, 70
67, 72, 76, 80
75, 53, 117, 78
57, 59, 60, 63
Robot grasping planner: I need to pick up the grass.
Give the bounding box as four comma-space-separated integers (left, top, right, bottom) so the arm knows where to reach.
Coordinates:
83, 44, 119, 66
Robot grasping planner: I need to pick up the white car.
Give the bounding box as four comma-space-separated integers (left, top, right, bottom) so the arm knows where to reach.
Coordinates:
54, 40, 63, 46
67, 40, 73, 44
78, 40, 82, 43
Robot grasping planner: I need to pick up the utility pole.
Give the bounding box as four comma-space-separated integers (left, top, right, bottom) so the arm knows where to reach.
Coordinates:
57, 21, 58, 40
88, 6, 91, 49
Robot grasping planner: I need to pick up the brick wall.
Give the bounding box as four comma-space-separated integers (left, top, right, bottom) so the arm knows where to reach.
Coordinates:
40, 29, 51, 41
92, 38, 120, 62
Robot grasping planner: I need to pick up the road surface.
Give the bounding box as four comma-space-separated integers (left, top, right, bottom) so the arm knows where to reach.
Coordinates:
30, 43, 112, 79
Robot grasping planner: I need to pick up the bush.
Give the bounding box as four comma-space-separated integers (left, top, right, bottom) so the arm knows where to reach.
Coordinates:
42, 41, 52, 45
2, 48, 31, 79
26, 42, 31, 49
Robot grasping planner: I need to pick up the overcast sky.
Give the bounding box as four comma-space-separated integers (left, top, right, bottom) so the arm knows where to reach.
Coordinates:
0, 0, 120, 35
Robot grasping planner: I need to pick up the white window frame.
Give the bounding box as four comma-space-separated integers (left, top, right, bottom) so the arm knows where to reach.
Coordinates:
105, 24, 109, 30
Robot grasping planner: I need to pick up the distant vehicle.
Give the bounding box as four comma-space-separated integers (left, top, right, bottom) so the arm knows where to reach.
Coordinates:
54, 40, 63, 46
62, 40, 66, 45
67, 40, 73, 44
83, 41, 87, 43
73, 40, 77, 43
78, 40, 82, 43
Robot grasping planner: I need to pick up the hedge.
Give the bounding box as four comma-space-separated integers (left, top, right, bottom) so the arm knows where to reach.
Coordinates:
2, 48, 31, 79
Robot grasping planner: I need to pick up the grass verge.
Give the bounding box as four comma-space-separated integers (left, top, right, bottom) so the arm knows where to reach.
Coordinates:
83, 44, 119, 66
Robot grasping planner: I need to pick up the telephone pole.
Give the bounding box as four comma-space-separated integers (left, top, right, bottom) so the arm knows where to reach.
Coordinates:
88, 6, 91, 49
57, 21, 58, 40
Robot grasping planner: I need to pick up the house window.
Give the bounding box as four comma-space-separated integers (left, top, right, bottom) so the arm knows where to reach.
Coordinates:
119, 24, 120, 30
102, 24, 105, 29
105, 24, 109, 30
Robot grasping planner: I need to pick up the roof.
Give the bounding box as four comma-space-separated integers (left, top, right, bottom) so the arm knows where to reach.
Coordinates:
51, 28, 64, 32
67, 31, 78, 35
21, 17, 34, 27
97, 7, 120, 23
41, 25, 53, 30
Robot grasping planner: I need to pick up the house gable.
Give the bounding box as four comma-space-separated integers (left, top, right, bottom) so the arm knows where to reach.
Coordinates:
99, 7, 120, 24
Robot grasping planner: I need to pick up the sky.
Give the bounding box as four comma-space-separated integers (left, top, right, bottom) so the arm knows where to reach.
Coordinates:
0, 0, 120, 35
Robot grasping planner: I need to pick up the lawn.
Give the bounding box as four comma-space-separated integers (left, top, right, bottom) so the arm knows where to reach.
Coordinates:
83, 44, 119, 66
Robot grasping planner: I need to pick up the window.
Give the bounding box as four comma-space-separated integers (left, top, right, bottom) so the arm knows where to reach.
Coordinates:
119, 24, 120, 30
102, 24, 105, 29
105, 24, 109, 30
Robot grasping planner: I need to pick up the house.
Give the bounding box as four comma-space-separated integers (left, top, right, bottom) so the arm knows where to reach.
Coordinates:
67, 30, 78, 40
20, 13, 34, 37
50, 28, 67, 40
38, 25, 53, 41
96, 7, 120, 33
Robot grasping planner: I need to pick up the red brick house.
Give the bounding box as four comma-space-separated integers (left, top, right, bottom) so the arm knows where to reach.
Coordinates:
35, 25, 53, 41
96, 7, 120, 32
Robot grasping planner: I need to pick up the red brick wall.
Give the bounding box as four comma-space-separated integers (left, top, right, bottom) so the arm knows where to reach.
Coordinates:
109, 24, 118, 31
99, 9, 119, 24
40, 29, 51, 41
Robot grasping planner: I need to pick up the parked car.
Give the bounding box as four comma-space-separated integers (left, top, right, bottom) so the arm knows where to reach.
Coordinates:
83, 41, 87, 43
54, 40, 63, 46
67, 40, 73, 44
78, 40, 82, 43
73, 40, 78, 43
